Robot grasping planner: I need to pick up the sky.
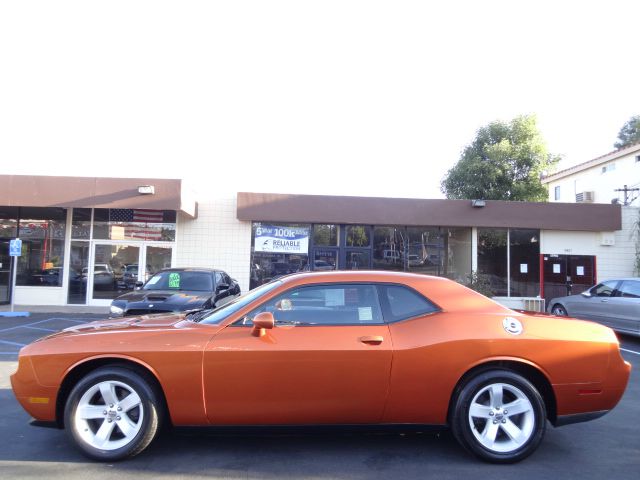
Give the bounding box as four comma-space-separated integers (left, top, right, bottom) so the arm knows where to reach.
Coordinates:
1, 1, 639, 200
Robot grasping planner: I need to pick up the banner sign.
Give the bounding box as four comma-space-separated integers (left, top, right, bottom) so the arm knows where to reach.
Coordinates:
254, 225, 309, 254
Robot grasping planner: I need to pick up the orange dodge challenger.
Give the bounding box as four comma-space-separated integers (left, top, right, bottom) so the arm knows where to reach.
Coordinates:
11, 271, 631, 463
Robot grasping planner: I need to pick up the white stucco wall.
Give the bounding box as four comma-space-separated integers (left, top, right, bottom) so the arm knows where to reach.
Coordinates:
174, 193, 252, 293
541, 206, 639, 281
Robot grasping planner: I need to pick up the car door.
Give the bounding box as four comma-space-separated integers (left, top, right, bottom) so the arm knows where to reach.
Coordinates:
605, 280, 640, 335
569, 280, 620, 324
202, 283, 392, 425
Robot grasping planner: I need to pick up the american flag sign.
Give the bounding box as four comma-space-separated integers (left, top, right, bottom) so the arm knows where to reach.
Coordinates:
109, 209, 164, 241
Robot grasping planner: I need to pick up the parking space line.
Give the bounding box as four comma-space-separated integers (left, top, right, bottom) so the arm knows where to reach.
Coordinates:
23, 326, 57, 332
620, 348, 640, 356
0, 352, 18, 355
0, 317, 91, 333
0, 339, 26, 347
47, 318, 89, 323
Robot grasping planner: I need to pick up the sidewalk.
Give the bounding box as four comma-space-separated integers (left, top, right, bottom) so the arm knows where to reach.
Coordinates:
0, 304, 109, 314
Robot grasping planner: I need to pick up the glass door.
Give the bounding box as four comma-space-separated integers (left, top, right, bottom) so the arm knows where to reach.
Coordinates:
311, 248, 338, 271
67, 241, 90, 304
0, 239, 11, 304
343, 250, 371, 270
143, 245, 173, 282
91, 243, 141, 302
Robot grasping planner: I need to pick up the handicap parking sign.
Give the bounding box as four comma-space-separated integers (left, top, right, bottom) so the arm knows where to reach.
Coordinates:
9, 238, 22, 256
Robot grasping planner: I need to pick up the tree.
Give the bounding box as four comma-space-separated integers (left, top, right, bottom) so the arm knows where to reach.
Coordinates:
441, 115, 559, 202
614, 115, 640, 149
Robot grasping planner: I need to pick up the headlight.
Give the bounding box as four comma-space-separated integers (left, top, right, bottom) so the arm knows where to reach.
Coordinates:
110, 305, 124, 316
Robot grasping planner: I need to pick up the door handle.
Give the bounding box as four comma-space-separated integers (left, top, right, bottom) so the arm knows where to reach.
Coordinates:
359, 335, 383, 345
601, 299, 609, 303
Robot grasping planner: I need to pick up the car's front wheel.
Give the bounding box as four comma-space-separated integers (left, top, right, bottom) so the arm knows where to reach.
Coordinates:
451, 370, 546, 463
551, 304, 568, 316
64, 366, 162, 461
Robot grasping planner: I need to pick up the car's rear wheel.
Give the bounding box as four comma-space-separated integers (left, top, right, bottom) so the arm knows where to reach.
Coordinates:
451, 370, 546, 463
64, 366, 161, 461
551, 304, 568, 316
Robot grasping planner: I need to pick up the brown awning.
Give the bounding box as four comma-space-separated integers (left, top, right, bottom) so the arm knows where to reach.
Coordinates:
0, 175, 197, 218
237, 192, 622, 231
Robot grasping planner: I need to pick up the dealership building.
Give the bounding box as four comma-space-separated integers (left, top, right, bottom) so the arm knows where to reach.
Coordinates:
0, 174, 636, 311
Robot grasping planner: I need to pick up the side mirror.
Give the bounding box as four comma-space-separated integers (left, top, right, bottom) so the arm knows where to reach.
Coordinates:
581, 291, 592, 298
251, 311, 275, 337
217, 283, 229, 292
135, 281, 144, 289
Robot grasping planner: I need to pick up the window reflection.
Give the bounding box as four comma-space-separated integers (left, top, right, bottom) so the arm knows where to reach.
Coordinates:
373, 227, 405, 271
509, 229, 540, 297
345, 225, 370, 247
478, 229, 508, 297
16, 207, 67, 287
93, 208, 176, 241
313, 225, 339, 246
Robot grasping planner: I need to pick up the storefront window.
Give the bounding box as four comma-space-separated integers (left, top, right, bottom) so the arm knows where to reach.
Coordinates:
406, 227, 443, 275
93, 209, 177, 241
477, 228, 539, 297
445, 228, 472, 283
250, 222, 310, 289
345, 225, 370, 247
313, 224, 339, 246
71, 208, 92, 239
509, 229, 540, 297
478, 229, 508, 297
373, 226, 406, 271
405, 227, 472, 281
16, 207, 67, 287
0, 207, 19, 238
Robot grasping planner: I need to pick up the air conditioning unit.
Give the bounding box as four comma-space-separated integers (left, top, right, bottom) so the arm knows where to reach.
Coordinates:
575, 191, 595, 203
523, 298, 546, 312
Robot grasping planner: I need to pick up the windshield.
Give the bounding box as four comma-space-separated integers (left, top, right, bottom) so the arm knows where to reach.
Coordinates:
143, 271, 213, 292
199, 280, 283, 325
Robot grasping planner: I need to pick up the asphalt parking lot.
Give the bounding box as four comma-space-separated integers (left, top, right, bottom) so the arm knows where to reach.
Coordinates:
1, 312, 639, 479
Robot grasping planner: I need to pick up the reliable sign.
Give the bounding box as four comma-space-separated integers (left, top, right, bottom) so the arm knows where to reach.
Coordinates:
254, 225, 309, 254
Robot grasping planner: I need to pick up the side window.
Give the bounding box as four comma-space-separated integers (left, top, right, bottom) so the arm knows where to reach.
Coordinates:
592, 281, 618, 297
618, 280, 640, 298
380, 285, 438, 322
214, 272, 224, 286
238, 284, 383, 325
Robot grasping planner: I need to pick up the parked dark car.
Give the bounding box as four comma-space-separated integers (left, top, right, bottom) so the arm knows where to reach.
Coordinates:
547, 277, 640, 337
110, 268, 241, 317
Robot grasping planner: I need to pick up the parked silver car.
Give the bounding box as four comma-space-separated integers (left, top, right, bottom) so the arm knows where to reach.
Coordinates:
547, 278, 640, 337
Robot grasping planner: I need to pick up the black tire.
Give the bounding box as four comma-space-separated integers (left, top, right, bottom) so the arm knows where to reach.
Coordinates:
64, 366, 162, 461
551, 304, 568, 316
450, 370, 546, 463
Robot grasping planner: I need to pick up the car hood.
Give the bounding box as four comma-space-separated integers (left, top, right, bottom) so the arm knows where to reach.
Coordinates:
113, 290, 212, 312
116, 290, 211, 303
37, 313, 193, 341
28, 313, 222, 349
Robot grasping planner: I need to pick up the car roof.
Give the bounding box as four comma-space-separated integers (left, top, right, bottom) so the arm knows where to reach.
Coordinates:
276, 270, 452, 285
602, 278, 640, 282
157, 268, 222, 274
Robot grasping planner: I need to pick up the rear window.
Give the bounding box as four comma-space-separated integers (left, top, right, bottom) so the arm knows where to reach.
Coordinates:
379, 285, 439, 322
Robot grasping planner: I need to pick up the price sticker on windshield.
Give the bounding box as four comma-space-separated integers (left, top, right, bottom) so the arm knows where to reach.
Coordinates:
168, 272, 181, 289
